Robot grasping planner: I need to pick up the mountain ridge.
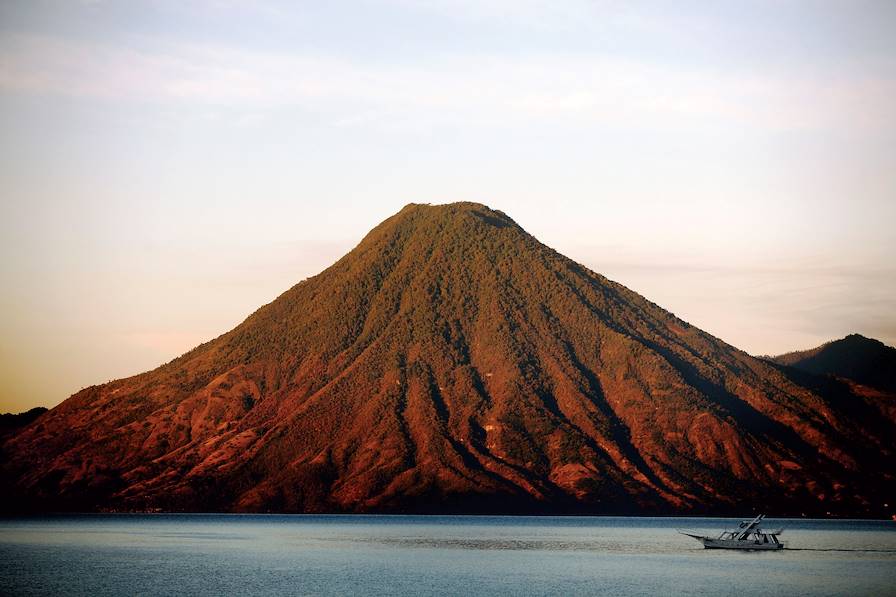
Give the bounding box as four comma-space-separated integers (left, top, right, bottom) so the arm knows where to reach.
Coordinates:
3, 202, 894, 517
771, 334, 896, 393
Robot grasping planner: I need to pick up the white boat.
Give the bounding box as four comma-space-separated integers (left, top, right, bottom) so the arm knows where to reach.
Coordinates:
679, 514, 784, 550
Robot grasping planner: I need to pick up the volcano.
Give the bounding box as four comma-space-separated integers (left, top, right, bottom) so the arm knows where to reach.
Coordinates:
3, 203, 894, 516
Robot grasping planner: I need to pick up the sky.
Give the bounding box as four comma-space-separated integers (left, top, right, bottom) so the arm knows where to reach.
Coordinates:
1, 1, 894, 412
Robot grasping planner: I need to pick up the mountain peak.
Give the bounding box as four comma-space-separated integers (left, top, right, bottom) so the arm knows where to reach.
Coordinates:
390, 202, 521, 233
841, 333, 882, 346
400, 200, 510, 217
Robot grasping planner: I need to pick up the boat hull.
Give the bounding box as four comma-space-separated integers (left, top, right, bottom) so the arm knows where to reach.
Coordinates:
700, 538, 783, 550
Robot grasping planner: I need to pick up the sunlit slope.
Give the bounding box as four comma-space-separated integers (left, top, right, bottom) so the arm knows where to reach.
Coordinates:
4, 203, 894, 515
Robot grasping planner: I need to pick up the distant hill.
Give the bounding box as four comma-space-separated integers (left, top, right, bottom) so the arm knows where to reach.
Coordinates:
3, 203, 895, 517
0, 407, 47, 439
772, 334, 896, 393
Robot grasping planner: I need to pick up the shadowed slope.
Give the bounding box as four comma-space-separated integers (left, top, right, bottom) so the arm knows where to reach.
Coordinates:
0, 407, 47, 440
772, 334, 896, 393
3, 203, 894, 516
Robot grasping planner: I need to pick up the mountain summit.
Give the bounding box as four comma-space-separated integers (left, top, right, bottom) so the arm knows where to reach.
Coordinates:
3, 203, 894, 515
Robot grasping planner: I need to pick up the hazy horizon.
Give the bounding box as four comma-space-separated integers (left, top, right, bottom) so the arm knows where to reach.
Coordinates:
2, 1, 895, 412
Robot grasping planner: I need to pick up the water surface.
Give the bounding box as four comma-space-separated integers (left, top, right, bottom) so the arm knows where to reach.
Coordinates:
1, 515, 893, 596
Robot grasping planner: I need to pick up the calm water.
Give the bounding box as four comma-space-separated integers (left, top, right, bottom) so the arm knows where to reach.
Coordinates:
1, 515, 894, 596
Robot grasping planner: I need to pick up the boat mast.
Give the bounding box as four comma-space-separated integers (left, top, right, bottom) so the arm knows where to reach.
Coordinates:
737, 514, 764, 540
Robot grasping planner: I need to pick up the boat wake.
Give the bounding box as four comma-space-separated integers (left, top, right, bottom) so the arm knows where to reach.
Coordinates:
786, 548, 896, 553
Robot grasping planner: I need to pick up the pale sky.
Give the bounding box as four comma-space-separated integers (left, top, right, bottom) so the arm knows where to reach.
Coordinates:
1, 1, 894, 412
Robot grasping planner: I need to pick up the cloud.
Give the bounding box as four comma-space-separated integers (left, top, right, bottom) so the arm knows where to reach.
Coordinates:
2, 32, 893, 133
389, 0, 599, 30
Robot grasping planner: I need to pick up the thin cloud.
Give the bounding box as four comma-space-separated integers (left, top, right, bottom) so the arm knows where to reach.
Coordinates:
588, 254, 896, 355
2, 33, 892, 133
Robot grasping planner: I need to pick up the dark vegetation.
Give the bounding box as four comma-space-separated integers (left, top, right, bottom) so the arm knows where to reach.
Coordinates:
2, 203, 894, 517
0, 407, 47, 438
771, 334, 896, 392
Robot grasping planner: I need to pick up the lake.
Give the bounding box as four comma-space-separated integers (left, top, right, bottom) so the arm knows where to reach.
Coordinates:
1, 515, 894, 596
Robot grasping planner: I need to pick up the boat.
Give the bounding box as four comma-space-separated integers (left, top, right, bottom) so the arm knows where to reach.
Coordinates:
679, 514, 784, 550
